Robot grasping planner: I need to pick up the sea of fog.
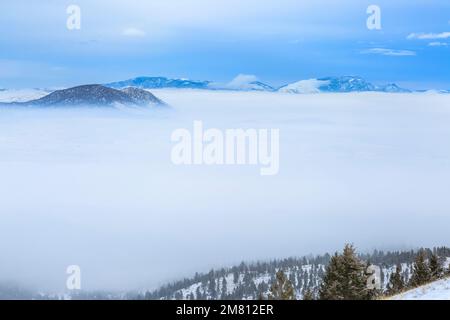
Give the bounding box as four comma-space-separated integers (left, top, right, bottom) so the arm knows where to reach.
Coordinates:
1, 90, 450, 292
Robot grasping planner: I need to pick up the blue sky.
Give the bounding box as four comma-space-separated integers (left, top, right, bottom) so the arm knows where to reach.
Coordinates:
0, 0, 449, 89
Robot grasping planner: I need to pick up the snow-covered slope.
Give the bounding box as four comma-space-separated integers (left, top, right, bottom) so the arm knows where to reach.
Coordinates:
218, 80, 275, 92
390, 278, 450, 300
278, 79, 331, 93
107, 76, 276, 92
106, 77, 211, 90
279, 76, 411, 93
102, 75, 449, 94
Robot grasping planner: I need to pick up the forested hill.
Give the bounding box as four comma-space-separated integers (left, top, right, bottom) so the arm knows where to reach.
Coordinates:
141, 247, 450, 300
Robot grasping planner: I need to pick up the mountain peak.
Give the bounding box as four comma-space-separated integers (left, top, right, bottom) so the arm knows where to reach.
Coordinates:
1, 84, 166, 107
279, 76, 410, 93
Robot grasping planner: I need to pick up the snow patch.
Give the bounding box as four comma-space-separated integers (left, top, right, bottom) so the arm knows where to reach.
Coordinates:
278, 79, 330, 94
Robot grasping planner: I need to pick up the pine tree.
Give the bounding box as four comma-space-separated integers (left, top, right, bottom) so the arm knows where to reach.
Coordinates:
387, 264, 404, 295
409, 250, 431, 287
233, 270, 239, 284
221, 277, 228, 299
429, 253, 443, 280
269, 270, 295, 300
319, 244, 369, 300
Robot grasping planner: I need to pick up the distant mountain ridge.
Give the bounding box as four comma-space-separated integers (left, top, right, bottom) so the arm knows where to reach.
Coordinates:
106, 77, 211, 90
0, 85, 166, 107
106, 76, 276, 92
1, 77, 447, 103
106, 75, 416, 93
279, 76, 411, 93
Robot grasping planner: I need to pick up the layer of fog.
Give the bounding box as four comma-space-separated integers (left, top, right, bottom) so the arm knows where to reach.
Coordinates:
1, 90, 450, 293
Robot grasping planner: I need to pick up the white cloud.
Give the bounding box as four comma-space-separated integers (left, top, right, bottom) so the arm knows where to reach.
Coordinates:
361, 48, 416, 57
407, 32, 450, 40
225, 74, 259, 89
122, 27, 146, 37
428, 42, 448, 47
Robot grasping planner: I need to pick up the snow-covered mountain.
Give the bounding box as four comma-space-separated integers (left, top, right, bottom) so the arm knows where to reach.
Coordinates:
390, 277, 450, 300
0, 85, 166, 107
106, 77, 211, 90
279, 76, 410, 94
120, 87, 167, 106
215, 80, 275, 92
377, 83, 411, 93
278, 79, 332, 94
418, 89, 450, 94
105, 75, 445, 94
107, 76, 275, 92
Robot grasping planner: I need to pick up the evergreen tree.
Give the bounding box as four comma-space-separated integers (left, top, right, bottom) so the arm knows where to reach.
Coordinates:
195, 287, 202, 300
319, 244, 369, 300
221, 277, 227, 299
269, 270, 295, 300
208, 279, 216, 299
233, 270, 239, 284
387, 264, 404, 295
429, 253, 443, 280
409, 250, 431, 287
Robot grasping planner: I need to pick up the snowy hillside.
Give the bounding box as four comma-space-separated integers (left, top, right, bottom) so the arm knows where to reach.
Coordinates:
106, 76, 211, 90
390, 278, 450, 300
278, 79, 331, 93
143, 249, 450, 300
146, 263, 414, 300
107, 75, 275, 92
279, 76, 410, 94
105, 75, 419, 93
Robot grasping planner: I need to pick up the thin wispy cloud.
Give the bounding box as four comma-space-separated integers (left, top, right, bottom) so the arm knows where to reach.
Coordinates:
360, 48, 416, 57
122, 27, 146, 37
428, 42, 448, 47
407, 32, 450, 40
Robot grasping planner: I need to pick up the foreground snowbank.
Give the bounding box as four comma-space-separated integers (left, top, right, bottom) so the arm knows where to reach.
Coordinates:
390, 278, 450, 300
